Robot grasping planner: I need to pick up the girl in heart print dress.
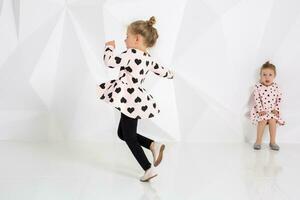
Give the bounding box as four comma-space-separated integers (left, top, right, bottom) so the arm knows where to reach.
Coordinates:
97, 16, 174, 182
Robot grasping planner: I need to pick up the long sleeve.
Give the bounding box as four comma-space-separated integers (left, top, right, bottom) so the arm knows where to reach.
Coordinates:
103, 45, 128, 68
253, 87, 263, 112
275, 85, 282, 112
149, 60, 174, 79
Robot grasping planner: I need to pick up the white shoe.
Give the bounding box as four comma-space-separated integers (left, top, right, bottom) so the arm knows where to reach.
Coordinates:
151, 142, 165, 167
140, 166, 158, 182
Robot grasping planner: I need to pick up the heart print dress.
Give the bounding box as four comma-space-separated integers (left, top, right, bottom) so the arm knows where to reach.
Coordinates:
97, 45, 174, 119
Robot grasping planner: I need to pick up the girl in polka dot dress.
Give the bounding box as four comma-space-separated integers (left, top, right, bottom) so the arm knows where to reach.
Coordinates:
97, 16, 174, 182
251, 61, 285, 151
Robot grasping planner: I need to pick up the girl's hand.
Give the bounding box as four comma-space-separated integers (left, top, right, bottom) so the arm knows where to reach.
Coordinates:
105, 40, 115, 48
258, 111, 266, 116
271, 110, 279, 117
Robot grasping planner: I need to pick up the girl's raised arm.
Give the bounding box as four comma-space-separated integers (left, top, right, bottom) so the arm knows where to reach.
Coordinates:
103, 44, 128, 69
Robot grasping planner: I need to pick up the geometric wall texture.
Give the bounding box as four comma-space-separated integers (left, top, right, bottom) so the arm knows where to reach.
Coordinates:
1, 0, 300, 143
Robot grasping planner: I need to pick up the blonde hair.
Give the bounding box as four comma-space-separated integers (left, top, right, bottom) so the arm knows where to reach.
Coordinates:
260, 61, 277, 75
128, 16, 159, 48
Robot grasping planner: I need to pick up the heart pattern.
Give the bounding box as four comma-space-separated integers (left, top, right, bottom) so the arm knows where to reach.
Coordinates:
135, 97, 142, 103
115, 57, 121, 64
127, 107, 135, 113
125, 66, 132, 72
141, 105, 148, 111
132, 78, 138, 84
127, 88, 134, 94
115, 87, 121, 93
135, 59, 142, 65
120, 97, 127, 103
98, 46, 174, 119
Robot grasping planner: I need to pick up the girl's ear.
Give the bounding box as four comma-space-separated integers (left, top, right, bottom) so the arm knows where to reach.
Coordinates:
136, 34, 143, 43
134, 34, 139, 42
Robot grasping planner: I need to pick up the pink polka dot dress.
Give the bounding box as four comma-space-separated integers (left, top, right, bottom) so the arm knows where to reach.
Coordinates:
250, 82, 285, 125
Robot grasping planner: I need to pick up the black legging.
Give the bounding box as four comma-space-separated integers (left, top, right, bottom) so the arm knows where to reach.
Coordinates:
118, 113, 154, 171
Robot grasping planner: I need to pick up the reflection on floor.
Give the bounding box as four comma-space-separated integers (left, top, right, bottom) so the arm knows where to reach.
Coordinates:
0, 141, 299, 200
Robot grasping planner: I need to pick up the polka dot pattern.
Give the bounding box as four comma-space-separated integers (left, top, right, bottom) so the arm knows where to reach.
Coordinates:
250, 82, 285, 125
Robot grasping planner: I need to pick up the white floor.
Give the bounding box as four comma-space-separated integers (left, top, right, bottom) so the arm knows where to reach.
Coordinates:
0, 141, 299, 200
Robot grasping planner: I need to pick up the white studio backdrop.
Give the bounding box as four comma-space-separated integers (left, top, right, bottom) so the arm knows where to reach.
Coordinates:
0, 0, 299, 143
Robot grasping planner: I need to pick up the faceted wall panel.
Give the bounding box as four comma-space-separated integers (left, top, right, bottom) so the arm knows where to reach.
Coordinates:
1, 0, 299, 142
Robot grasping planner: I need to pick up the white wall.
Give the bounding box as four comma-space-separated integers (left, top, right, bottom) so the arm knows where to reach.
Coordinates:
0, 0, 299, 143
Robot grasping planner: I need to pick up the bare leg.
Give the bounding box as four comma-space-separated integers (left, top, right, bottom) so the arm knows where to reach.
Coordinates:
268, 118, 277, 144
256, 120, 267, 144
150, 142, 154, 151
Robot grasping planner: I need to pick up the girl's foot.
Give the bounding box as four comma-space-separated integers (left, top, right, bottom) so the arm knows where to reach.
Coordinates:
150, 142, 165, 167
140, 166, 157, 182
269, 143, 280, 151
253, 143, 261, 150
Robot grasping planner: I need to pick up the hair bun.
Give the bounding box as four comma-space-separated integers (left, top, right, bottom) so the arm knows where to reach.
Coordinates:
265, 61, 271, 65
147, 16, 156, 26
